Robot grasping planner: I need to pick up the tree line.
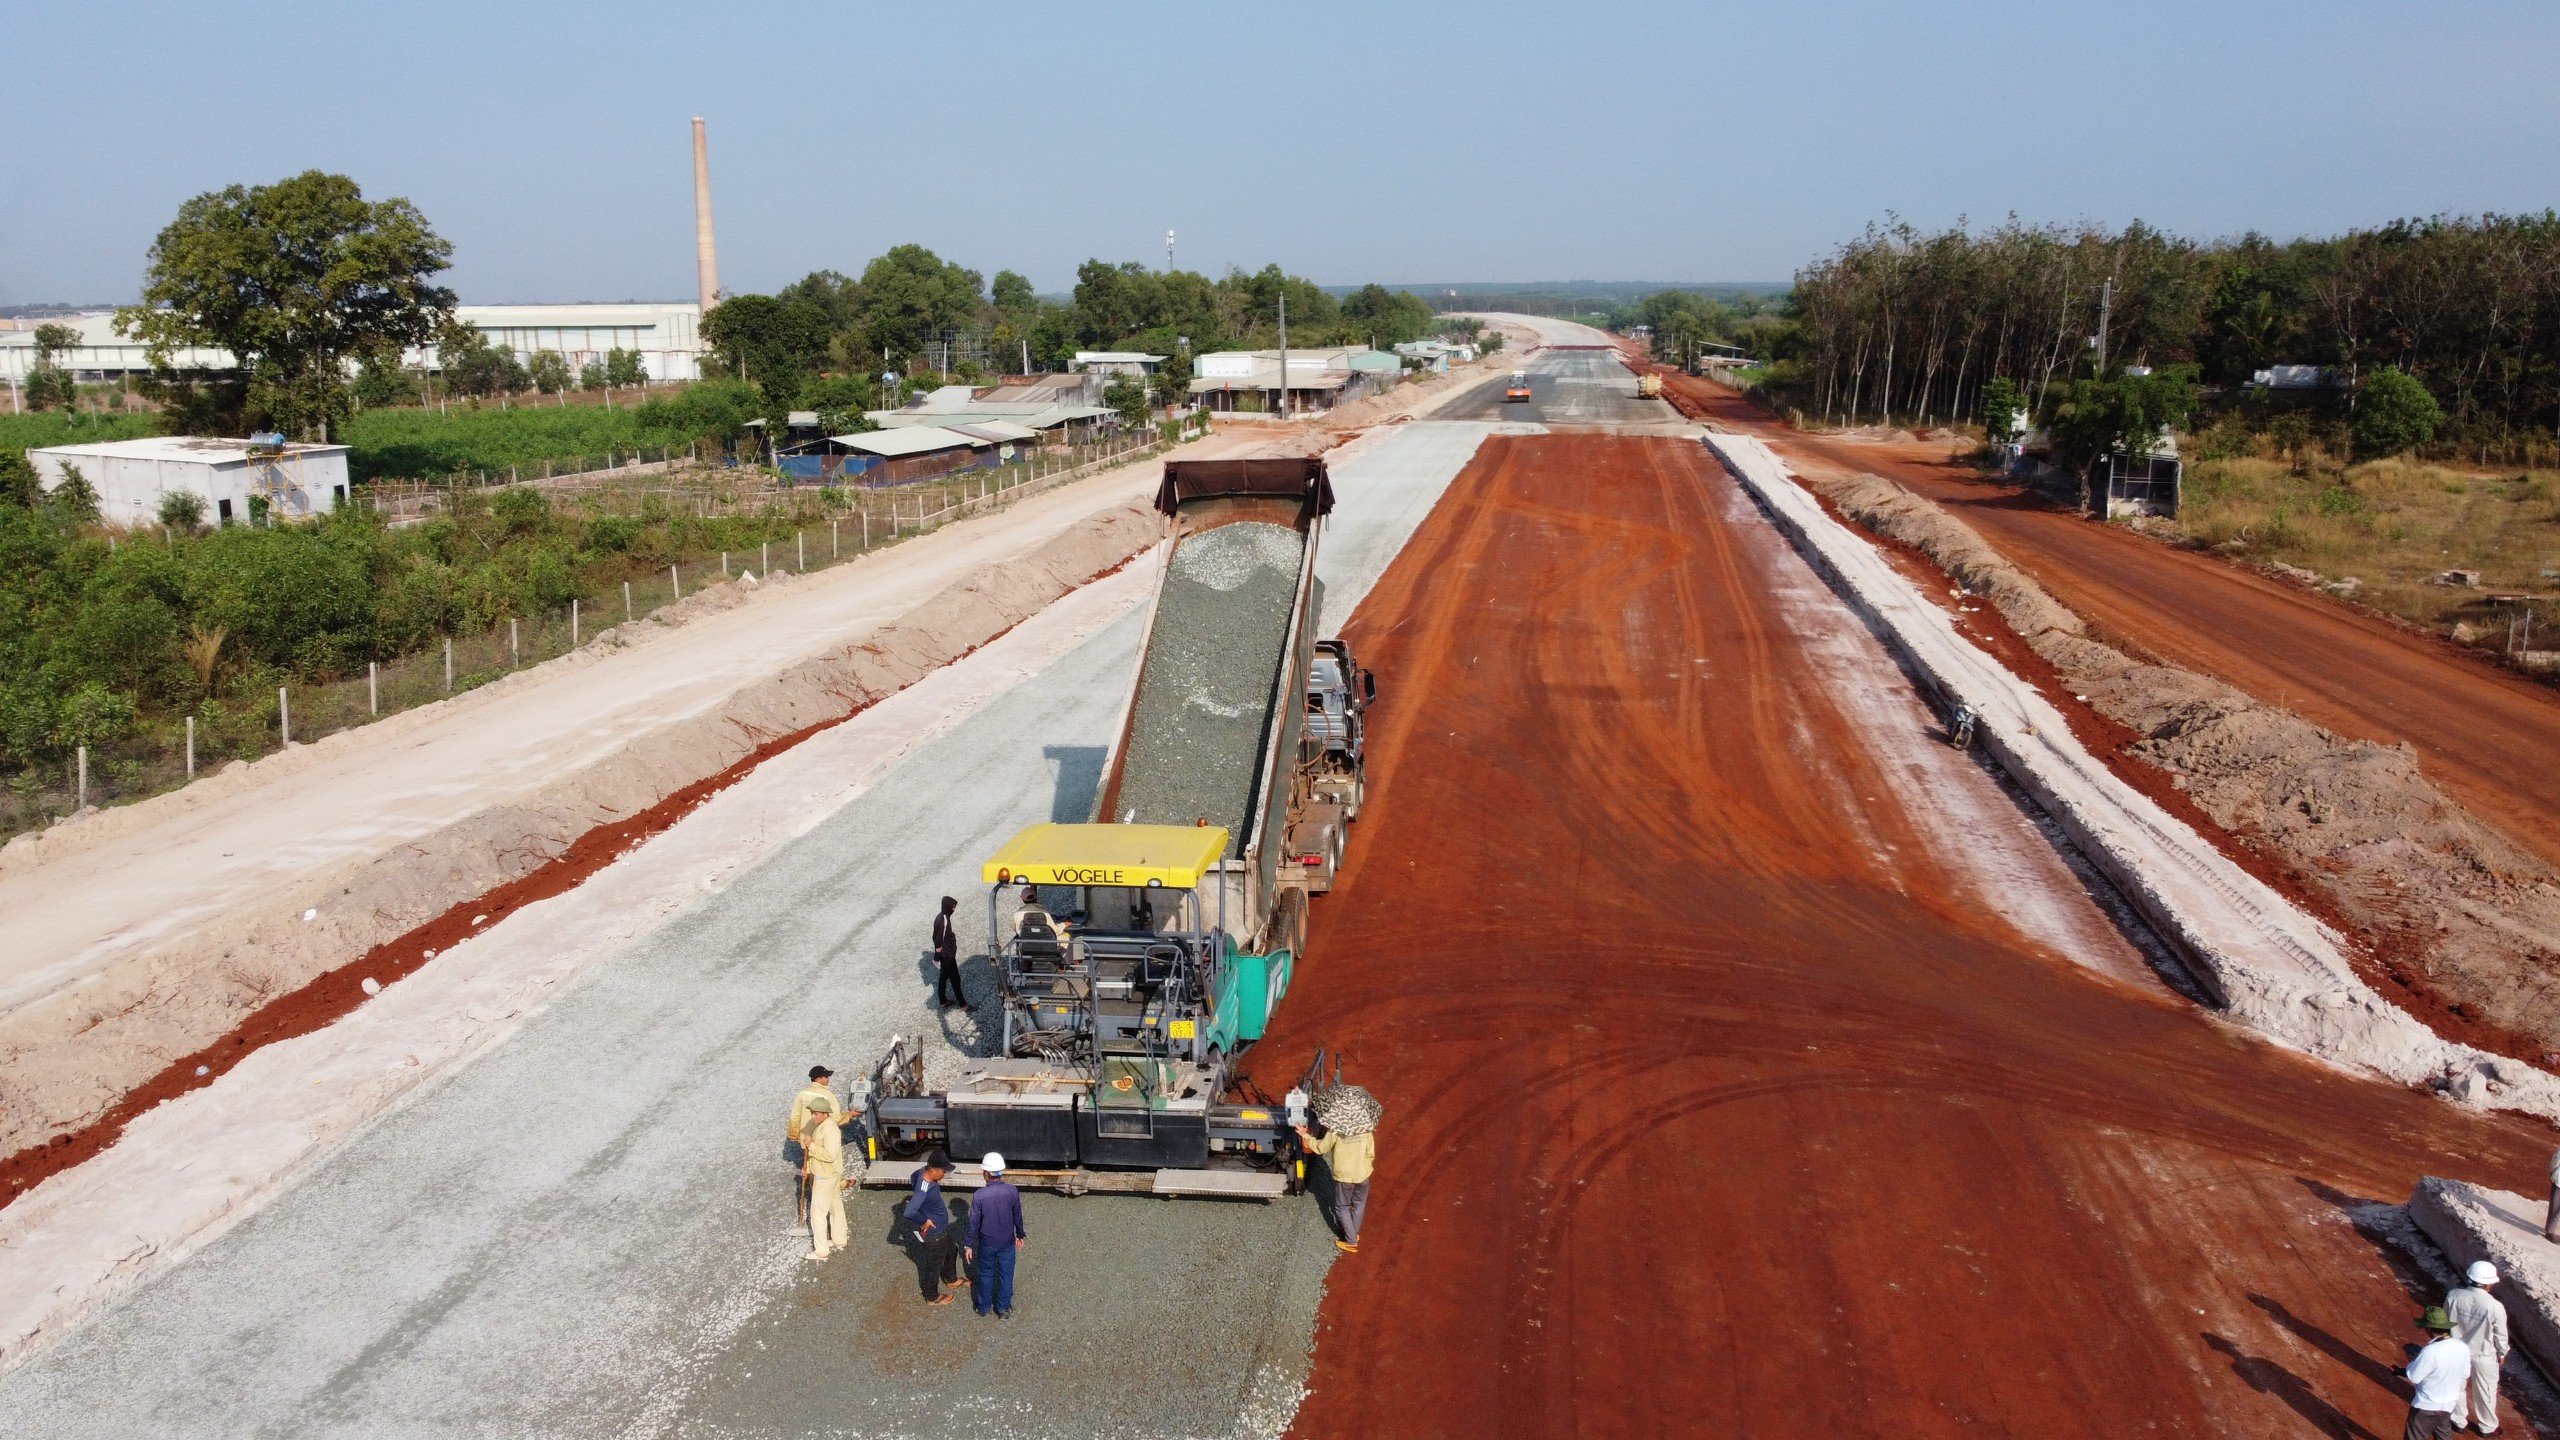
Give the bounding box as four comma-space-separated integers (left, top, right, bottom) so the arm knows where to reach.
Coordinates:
1770, 213, 2560, 457
700, 252, 1454, 424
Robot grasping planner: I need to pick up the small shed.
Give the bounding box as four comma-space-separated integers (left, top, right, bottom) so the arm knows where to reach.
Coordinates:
28, 435, 352, 526
781, 425, 1007, 486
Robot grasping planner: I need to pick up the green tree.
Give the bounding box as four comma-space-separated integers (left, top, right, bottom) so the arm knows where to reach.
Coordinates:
2352, 367, 2443, 459
849, 245, 984, 366
1979, 376, 2029, 438
603, 348, 647, 388
436, 322, 526, 399
45, 463, 100, 529
116, 171, 455, 441
527, 350, 572, 395
2046, 366, 2199, 471
578, 357, 609, 391
24, 323, 81, 410
700, 294, 832, 402
1341, 284, 1436, 347
350, 353, 420, 408
991, 269, 1039, 316
1102, 377, 1150, 426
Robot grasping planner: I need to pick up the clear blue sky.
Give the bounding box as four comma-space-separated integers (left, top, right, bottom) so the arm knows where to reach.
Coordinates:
5, 0, 2556, 306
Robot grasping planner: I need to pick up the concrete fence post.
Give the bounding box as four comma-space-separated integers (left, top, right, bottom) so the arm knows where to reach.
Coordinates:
831, 520, 839, 558
797, 531, 805, 570
624, 580, 633, 621
445, 638, 454, 692
671, 564, 681, 601
762, 540, 770, 574
722, 552, 729, 578
862, 513, 870, 548
186, 715, 196, 779
572, 598, 581, 646
369, 661, 379, 716
279, 685, 291, 744
77, 744, 87, 809
510, 618, 520, 666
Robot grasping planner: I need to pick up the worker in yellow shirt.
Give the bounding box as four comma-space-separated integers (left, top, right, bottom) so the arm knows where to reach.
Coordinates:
785, 1065, 839, 1232
802, 1103, 849, 1261
1293, 1120, 1376, 1254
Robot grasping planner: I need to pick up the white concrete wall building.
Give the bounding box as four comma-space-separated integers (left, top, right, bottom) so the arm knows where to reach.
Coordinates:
1, 302, 708, 390
28, 437, 351, 526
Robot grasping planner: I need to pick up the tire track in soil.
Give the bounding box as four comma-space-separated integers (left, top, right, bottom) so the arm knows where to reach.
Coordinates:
1241, 434, 2557, 1439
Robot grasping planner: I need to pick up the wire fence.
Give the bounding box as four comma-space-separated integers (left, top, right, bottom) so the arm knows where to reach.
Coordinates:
0, 422, 1198, 843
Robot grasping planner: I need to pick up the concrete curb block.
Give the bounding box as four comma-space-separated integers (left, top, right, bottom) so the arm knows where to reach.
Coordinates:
2410, 1176, 2560, 1387
1703, 430, 2560, 1125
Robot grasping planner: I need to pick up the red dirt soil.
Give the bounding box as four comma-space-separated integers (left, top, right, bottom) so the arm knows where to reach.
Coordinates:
1662, 369, 2560, 875
1246, 435, 2555, 1438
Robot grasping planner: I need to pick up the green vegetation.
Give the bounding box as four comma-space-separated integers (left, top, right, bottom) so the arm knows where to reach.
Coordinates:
0, 477, 809, 775
0, 411, 164, 455
117, 170, 455, 442
2046, 366, 2199, 471
1775, 214, 2560, 459
338, 380, 763, 480
2353, 367, 2444, 459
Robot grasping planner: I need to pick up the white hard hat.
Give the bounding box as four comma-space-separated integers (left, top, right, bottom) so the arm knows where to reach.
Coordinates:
2469, 1260, 2500, 1285
981, 1151, 1006, 1174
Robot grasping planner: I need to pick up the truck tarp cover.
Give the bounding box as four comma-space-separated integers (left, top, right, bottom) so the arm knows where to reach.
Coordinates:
1152, 457, 1336, 520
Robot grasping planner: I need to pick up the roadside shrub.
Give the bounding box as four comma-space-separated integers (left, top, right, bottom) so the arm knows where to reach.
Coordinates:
2354, 367, 2443, 459
157, 490, 207, 530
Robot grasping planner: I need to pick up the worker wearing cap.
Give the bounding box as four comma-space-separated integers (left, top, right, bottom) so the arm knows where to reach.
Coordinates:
933, 896, 964, 1009
801, 1100, 849, 1262
1292, 1121, 1375, 1254
784, 1066, 840, 1231
2448, 1261, 2511, 1434
2407, 1306, 2471, 1440
964, 1152, 1027, 1318
905, 1149, 965, 1306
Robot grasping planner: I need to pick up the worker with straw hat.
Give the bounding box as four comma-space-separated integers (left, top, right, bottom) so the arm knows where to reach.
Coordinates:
1294, 1084, 1381, 1255
2406, 1306, 2470, 1440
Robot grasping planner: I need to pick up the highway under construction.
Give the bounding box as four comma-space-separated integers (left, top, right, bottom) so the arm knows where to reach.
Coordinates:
3, 324, 2557, 1438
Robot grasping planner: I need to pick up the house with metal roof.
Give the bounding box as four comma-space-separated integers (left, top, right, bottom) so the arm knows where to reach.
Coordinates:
1186, 346, 1389, 417
780, 422, 1038, 485
1070, 351, 1168, 379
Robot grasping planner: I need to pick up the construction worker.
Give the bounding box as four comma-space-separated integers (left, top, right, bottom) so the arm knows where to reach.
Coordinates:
933, 896, 965, 1008
784, 1065, 839, 1230
1292, 1119, 1375, 1254
801, 1100, 849, 1262
2406, 1306, 2470, 1440
964, 1151, 1027, 1318
905, 1149, 965, 1306
2448, 1261, 2511, 1434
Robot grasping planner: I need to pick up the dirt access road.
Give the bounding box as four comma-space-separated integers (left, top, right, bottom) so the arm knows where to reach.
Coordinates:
1245, 433, 2556, 1437
1664, 372, 2560, 872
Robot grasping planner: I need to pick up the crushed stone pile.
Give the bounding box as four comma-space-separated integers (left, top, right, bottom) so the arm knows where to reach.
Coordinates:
1109, 521, 1305, 852
1810, 470, 2560, 1056
0, 503, 1162, 1158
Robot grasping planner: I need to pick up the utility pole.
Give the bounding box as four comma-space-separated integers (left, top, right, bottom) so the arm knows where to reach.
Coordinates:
1166, 229, 1176, 271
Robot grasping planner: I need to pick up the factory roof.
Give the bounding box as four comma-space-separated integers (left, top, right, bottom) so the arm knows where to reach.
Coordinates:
869, 405, 1112, 431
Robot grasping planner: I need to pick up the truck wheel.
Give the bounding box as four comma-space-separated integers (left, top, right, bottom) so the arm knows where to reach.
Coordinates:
1345, 774, 1365, 822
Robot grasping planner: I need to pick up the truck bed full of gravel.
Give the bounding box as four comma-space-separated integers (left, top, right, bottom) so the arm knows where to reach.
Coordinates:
1110, 521, 1306, 852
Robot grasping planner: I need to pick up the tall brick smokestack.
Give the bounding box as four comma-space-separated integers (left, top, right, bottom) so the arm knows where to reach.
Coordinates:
691, 117, 719, 313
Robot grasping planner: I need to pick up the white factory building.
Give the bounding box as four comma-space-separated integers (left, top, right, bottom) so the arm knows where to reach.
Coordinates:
27, 436, 351, 527
0, 301, 708, 390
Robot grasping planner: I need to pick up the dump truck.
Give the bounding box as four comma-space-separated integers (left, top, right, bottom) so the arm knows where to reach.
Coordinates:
1635, 372, 1665, 400
859, 457, 1375, 1198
